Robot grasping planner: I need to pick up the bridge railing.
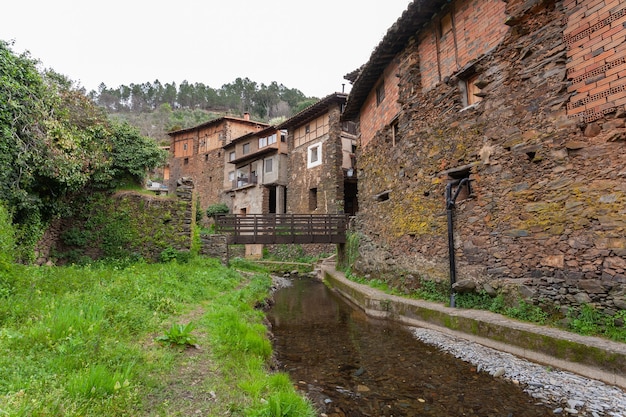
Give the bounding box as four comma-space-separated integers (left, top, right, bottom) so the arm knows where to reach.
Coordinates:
215, 213, 348, 244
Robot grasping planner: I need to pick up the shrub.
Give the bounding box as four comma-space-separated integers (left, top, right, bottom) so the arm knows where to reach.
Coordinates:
206, 203, 229, 219
156, 322, 197, 347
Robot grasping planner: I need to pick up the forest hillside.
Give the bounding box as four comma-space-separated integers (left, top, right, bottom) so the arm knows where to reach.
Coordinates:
88, 78, 320, 142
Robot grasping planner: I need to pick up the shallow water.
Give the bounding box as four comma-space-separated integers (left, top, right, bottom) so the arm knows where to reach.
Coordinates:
266, 277, 554, 416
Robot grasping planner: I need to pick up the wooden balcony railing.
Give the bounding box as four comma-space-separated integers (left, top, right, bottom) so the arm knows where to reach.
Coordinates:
215, 214, 348, 244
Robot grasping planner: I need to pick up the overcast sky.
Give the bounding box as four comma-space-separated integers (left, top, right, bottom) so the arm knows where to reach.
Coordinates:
2, 1, 412, 98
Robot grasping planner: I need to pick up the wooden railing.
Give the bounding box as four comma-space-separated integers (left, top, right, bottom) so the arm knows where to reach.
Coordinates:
215, 214, 348, 244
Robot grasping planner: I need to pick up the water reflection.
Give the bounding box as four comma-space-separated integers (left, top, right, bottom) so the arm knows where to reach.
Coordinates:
267, 277, 554, 416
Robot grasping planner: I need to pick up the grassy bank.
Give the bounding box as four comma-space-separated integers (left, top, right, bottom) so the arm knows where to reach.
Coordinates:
0, 257, 315, 416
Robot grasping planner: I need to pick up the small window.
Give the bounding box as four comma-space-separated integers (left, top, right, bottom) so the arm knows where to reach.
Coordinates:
440, 13, 452, 37
375, 190, 391, 202
268, 134, 276, 145
183, 143, 188, 151
280, 130, 286, 142
183, 158, 189, 165
229, 151, 236, 161
259, 136, 267, 148
265, 158, 273, 173
305, 124, 311, 134
447, 168, 472, 202
307, 142, 322, 168
464, 73, 483, 107
309, 188, 318, 211
376, 81, 385, 106
205, 154, 209, 161
391, 119, 400, 146
228, 171, 235, 181
243, 143, 250, 154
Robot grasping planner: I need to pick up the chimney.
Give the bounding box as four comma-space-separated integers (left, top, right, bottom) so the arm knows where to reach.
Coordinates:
243, 112, 250, 121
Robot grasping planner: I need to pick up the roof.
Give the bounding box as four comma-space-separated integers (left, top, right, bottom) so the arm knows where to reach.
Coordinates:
341, 0, 445, 120
277, 92, 348, 129
167, 116, 269, 136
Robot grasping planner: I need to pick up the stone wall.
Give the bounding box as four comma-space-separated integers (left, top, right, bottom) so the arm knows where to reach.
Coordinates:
287, 104, 345, 214
354, 0, 626, 314
199, 233, 228, 265
36, 180, 196, 264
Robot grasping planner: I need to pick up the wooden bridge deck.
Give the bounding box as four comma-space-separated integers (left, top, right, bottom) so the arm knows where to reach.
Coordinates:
215, 214, 348, 245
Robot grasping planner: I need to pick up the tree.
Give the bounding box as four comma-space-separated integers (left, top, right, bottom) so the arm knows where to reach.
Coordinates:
0, 40, 166, 224
106, 121, 168, 186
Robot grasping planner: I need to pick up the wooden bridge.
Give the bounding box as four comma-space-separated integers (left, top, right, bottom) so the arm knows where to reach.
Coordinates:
215, 214, 348, 245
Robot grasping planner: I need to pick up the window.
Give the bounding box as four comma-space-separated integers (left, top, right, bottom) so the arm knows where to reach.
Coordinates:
375, 190, 391, 202
307, 142, 322, 168
229, 151, 236, 161
447, 167, 472, 202
205, 154, 209, 161
280, 130, 286, 142
243, 143, 250, 154
376, 81, 385, 106
228, 171, 235, 181
265, 158, 273, 173
440, 13, 452, 37
391, 119, 400, 146
463, 73, 483, 107
259, 134, 276, 148
309, 188, 318, 211
183, 143, 188, 151
183, 158, 189, 165
305, 124, 310, 134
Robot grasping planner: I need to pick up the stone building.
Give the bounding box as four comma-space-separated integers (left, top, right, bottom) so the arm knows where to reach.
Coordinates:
279, 93, 358, 215
223, 126, 288, 215
342, 0, 626, 313
167, 114, 268, 210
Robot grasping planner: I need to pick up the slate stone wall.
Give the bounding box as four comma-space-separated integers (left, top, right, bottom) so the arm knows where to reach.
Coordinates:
354, 0, 626, 314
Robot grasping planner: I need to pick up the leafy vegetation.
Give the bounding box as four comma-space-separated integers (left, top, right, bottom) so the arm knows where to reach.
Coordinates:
0, 254, 315, 416
206, 202, 230, 219
156, 322, 197, 347
567, 304, 626, 342
0, 40, 167, 260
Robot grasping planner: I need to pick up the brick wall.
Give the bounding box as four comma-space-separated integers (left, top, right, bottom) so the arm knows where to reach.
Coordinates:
565, 0, 626, 122
168, 119, 266, 211
418, 0, 509, 92
360, 58, 402, 147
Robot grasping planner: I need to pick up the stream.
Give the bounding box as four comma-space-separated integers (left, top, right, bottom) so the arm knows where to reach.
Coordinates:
266, 276, 555, 416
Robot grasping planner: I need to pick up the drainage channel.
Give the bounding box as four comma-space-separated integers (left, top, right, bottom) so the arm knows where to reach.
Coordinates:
267, 276, 554, 416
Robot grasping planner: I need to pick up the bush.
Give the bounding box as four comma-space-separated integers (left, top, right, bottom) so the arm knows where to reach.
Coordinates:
159, 247, 191, 263
206, 203, 229, 218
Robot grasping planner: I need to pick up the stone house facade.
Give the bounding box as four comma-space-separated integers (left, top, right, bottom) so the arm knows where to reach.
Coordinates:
278, 93, 358, 215
342, 0, 626, 313
222, 126, 288, 215
167, 114, 268, 211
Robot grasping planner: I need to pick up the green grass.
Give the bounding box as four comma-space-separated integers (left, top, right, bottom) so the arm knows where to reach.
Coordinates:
0, 257, 316, 416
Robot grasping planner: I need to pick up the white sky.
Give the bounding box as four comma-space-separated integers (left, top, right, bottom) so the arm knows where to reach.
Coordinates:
1, 0, 412, 98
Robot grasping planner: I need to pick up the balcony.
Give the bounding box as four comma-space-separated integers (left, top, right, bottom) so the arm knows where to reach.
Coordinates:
232, 174, 258, 189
